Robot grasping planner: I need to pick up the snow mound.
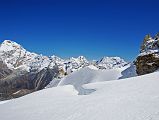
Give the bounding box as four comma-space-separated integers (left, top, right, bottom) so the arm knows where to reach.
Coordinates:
57, 65, 134, 95
0, 100, 9, 105
60, 85, 79, 95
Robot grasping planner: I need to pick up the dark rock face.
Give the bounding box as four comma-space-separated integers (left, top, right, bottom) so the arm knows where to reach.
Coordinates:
0, 66, 59, 100
33, 67, 59, 90
135, 53, 159, 75
135, 33, 159, 75
0, 61, 12, 79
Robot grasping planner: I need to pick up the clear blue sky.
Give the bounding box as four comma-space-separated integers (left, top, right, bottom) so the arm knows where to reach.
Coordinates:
0, 0, 159, 61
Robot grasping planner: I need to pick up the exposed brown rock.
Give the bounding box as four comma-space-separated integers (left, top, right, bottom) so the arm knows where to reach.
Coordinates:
135, 53, 159, 75
33, 67, 59, 90
140, 34, 152, 52
0, 61, 12, 79
12, 89, 33, 98
0, 66, 59, 100
135, 33, 159, 75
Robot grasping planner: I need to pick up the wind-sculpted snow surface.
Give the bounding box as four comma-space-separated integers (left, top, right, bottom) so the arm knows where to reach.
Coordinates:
0, 68, 157, 120
47, 64, 136, 93
58, 66, 124, 95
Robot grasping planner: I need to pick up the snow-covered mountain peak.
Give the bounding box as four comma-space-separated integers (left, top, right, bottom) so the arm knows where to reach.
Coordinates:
99, 56, 122, 62
0, 40, 24, 52
96, 56, 128, 69
139, 33, 159, 56
77, 56, 87, 60
0, 40, 40, 70
2, 40, 19, 46
69, 56, 88, 63
50, 55, 64, 62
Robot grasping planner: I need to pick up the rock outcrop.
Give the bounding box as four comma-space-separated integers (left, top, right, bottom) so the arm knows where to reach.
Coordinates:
135, 33, 159, 75
0, 61, 12, 79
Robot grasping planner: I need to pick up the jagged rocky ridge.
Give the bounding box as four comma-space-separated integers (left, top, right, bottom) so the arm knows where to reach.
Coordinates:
135, 33, 159, 75
0, 40, 128, 100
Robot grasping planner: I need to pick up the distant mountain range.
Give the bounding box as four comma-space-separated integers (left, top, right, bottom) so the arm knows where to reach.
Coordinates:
0, 40, 129, 72
0, 40, 128, 100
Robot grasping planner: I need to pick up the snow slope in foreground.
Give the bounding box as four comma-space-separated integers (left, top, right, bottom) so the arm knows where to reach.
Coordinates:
0, 71, 159, 120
